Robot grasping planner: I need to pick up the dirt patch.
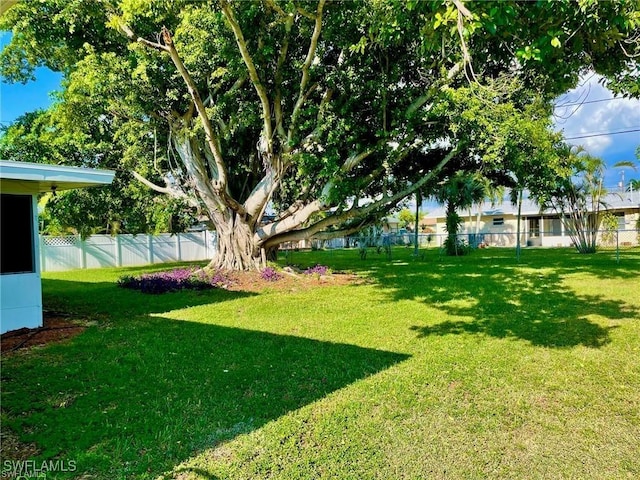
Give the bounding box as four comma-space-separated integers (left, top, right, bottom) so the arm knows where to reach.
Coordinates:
1, 313, 86, 356
0, 428, 40, 462
225, 269, 361, 294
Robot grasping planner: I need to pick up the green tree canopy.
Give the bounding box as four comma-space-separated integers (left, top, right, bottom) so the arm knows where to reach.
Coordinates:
0, 108, 198, 236
397, 208, 417, 229
2, 0, 638, 269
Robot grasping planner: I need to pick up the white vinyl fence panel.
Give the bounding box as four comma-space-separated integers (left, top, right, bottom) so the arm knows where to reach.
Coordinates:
84, 235, 117, 269
40, 231, 216, 271
120, 234, 150, 266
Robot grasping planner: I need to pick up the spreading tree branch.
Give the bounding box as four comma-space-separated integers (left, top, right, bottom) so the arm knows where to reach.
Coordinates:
131, 171, 200, 208
341, 150, 375, 173
244, 169, 279, 223
274, 14, 295, 144
158, 27, 229, 189
117, 21, 232, 203
260, 143, 463, 246
296, 6, 316, 20
118, 22, 169, 52
287, 0, 326, 144
264, 0, 287, 17
452, 0, 477, 83
220, 0, 274, 150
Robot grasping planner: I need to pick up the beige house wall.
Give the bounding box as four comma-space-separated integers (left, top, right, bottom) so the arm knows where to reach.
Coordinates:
427, 208, 639, 248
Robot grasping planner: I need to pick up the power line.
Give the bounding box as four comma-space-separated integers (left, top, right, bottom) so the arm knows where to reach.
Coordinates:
553, 97, 631, 108
564, 128, 640, 140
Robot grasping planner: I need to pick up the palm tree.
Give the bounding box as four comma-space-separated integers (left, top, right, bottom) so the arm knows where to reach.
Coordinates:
626, 178, 640, 192
534, 146, 608, 254
433, 171, 486, 256
613, 160, 638, 193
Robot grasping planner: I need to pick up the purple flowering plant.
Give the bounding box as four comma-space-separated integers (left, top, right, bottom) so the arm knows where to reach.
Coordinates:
118, 267, 231, 294
304, 264, 329, 276
260, 267, 282, 282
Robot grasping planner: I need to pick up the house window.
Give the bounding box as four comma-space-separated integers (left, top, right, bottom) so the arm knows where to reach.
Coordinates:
493, 217, 504, 226
0, 194, 35, 274
551, 218, 562, 236
529, 217, 540, 236
615, 213, 626, 230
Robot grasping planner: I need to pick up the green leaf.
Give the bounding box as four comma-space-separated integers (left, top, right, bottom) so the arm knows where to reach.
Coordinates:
434, 12, 443, 30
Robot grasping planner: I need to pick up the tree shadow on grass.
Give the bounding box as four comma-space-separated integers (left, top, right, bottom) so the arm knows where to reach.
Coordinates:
0, 318, 409, 479
351, 249, 639, 349
503, 247, 640, 281
41, 277, 254, 319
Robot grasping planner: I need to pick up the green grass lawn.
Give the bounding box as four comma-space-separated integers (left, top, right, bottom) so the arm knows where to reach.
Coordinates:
1, 247, 639, 479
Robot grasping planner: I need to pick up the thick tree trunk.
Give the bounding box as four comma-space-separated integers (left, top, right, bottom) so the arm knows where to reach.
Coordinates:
264, 245, 279, 262
205, 214, 263, 271
170, 131, 268, 271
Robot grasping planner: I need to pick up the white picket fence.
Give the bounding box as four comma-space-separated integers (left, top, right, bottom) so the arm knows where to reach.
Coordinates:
39, 231, 217, 272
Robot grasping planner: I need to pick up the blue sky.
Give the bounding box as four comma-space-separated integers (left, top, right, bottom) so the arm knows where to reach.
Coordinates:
0, 31, 64, 128
552, 74, 640, 187
0, 67, 63, 125
1, 55, 639, 188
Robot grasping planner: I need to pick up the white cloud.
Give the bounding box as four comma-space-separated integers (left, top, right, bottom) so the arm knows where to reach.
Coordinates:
553, 74, 640, 158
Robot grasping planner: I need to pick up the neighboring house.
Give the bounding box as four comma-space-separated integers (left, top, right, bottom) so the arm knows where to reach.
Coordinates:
418, 217, 437, 233
280, 238, 313, 250
381, 215, 401, 232
0, 161, 114, 334
423, 191, 640, 248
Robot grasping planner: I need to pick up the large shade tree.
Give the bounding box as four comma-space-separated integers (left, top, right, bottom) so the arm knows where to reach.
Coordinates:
0, 109, 198, 237
2, 0, 638, 270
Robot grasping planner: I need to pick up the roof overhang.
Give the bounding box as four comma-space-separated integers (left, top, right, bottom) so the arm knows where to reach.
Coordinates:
0, 160, 115, 194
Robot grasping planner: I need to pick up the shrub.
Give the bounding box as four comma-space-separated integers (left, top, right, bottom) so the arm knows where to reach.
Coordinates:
118, 268, 231, 294
443, 237, 473, 256
600, 212, 618, 247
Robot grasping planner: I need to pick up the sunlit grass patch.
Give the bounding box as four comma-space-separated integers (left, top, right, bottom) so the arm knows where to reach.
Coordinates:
1, 247, 639, 479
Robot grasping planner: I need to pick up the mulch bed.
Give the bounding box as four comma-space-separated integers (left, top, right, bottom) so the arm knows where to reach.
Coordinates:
1, 313, 86, 356
225, 268, 361, 293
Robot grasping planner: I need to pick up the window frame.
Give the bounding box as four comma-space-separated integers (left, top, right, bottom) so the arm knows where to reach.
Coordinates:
1, 193, 36, 275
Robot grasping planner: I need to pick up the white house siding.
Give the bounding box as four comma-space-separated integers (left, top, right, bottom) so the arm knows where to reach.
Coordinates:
1, 161, 114, 333
0, 194, 43, 333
